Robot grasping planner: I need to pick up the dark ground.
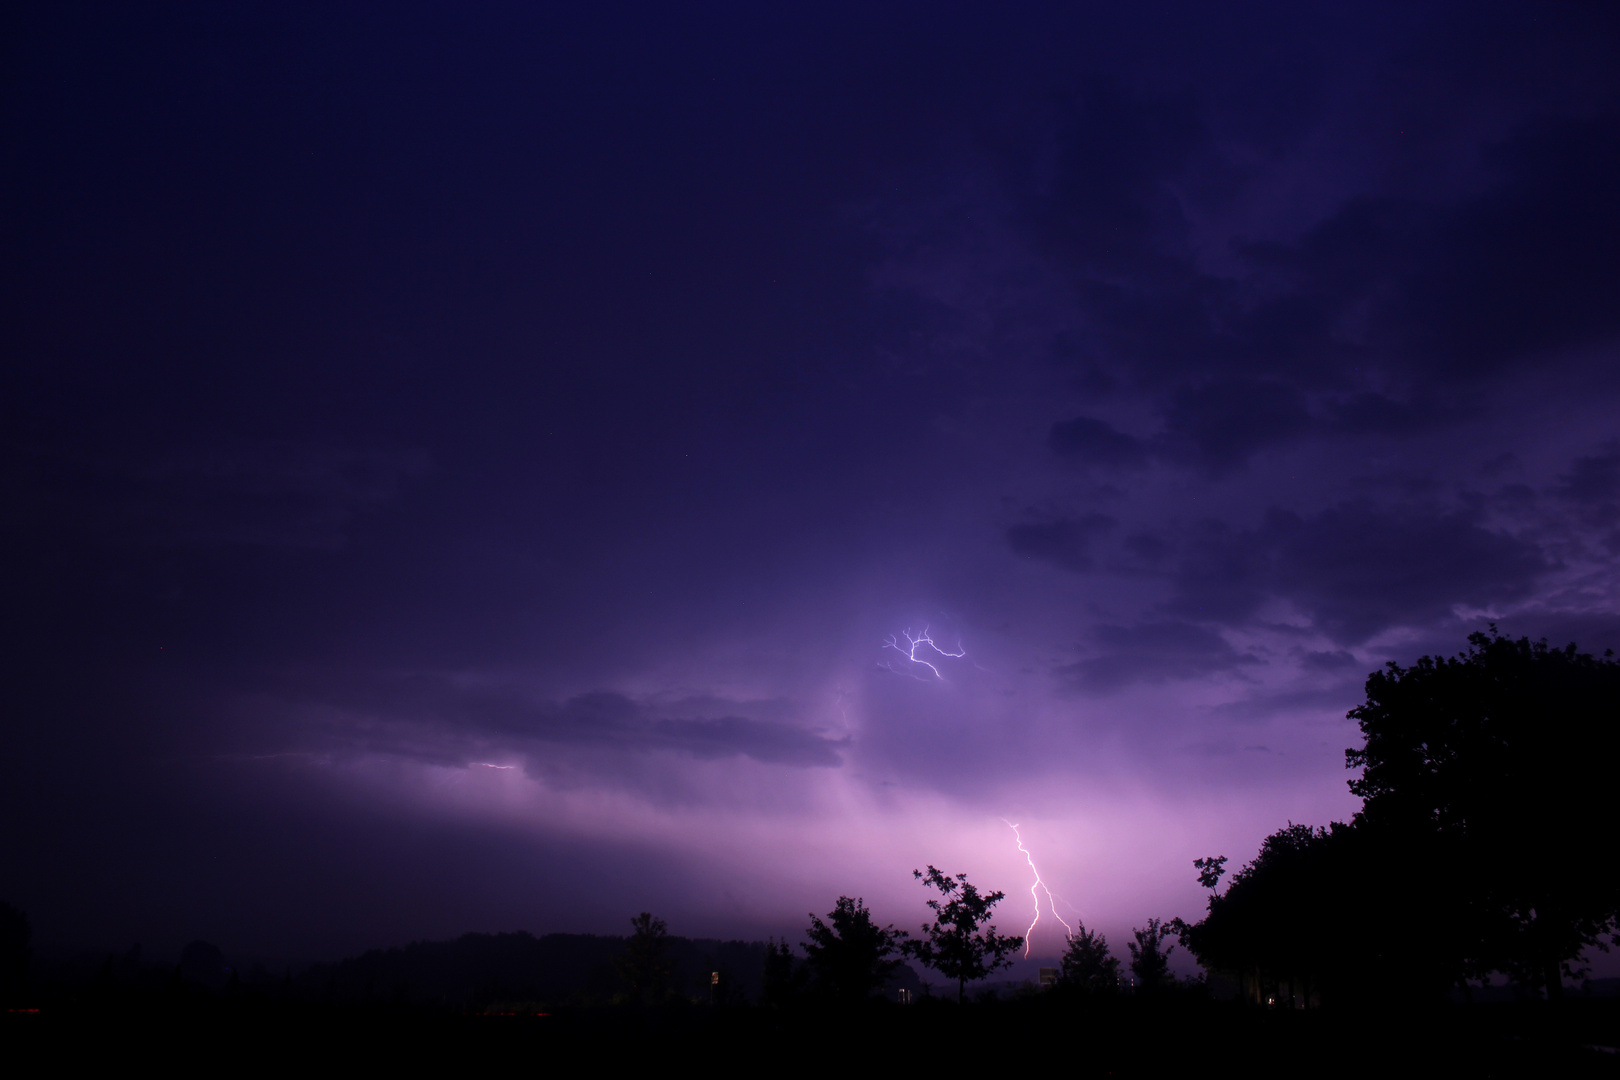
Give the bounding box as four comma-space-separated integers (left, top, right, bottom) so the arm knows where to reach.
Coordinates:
6, 993, 1619, 1075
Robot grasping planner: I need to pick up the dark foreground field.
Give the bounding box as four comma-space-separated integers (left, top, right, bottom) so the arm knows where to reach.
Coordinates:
7, 994, 1619, 1075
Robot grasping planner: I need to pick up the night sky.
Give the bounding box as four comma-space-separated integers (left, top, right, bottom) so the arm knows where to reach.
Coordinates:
5, 2, 1620, 968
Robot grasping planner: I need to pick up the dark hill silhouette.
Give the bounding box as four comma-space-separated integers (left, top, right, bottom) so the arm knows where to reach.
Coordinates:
296, 931, 779, 1007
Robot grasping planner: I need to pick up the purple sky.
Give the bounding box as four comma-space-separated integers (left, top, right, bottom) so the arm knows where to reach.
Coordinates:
4, 2, 1620, 968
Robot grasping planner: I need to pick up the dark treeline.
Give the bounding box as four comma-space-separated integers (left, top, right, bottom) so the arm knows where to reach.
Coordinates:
299, 928, 792, 1008
2, 923, 917, 1013
0, 913, 927, 1014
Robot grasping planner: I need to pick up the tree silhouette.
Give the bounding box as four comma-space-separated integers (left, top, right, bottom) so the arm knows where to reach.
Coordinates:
801, 896, 908, 1003
1057, 922, 1120, 993
614, 912, 673, 1004
1193, 856, 1227, 892
179, 940, 226, 989
1127, 918, 1175, 990
900, 865, 1022, 1003
1347, 630, 1620, 998
1177, 824, 1367, 1006
1183, 631, 1620, 1006
761, 937, 802, 1007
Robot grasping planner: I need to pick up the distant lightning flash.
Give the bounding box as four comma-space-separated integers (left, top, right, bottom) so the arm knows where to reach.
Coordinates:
471, 762, 516, 769
882, 626, 966, 680
1005, 820, 1073, 957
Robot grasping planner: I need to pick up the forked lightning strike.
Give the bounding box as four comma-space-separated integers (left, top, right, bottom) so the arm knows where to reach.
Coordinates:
1005, 820, 1073, 957
882, 626, 966, 680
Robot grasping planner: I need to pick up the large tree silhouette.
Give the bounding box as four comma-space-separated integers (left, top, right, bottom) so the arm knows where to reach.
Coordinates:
1347, 630, 1620, 996
1182, 631, 1620, 1004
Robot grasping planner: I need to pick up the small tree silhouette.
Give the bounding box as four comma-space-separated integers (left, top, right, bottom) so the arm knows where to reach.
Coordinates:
761, 937, 802, 1007
1128, 918, 1175, 991
1058, 921, 1120, 993
901, 865, 1023, 1003
614, 912, 673, 1004
802, 896, 908, 1003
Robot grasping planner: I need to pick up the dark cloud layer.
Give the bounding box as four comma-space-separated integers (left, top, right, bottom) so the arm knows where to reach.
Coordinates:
1265, 505, 1547, 642
1049, 417, 1147, 469
1006, 513, 1116, 572
1158, 504, 1547, 644
3, 2, 1619, 961
1161, 380, 1312, 473
1061, 621, 1260, 693
253, 678, 847, 770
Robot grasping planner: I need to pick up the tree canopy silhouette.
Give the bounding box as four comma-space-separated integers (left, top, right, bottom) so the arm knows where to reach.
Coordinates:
900, 866, 1022, 1003
1182, 631, 1620, 1005
801, 896, 907, 1003
1178, 824, 1371, 1005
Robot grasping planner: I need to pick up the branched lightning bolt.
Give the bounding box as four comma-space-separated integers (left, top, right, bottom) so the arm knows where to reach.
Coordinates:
1005, 820, 1073, 957
882, 626, 966, 680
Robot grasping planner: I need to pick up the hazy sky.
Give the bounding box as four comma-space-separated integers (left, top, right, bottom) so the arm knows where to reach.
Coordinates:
4, 2, 1619, 967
